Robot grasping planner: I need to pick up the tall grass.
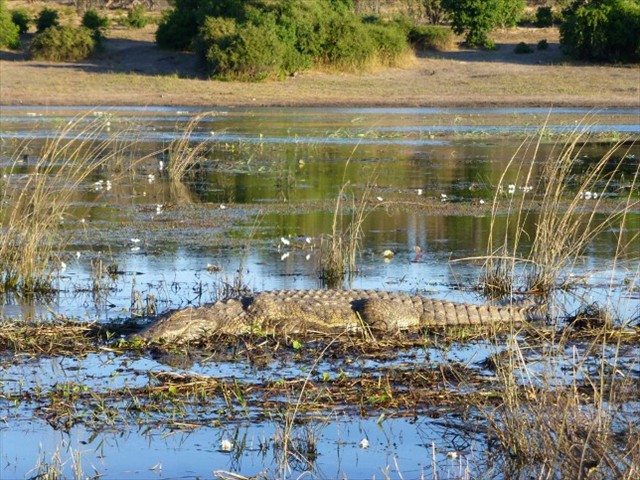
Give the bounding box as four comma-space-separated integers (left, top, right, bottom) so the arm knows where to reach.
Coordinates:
319, 151, 377, 288
166, 113, 212, 182
478, 126, 640, 478
481, 126, 639, 298
0, 115, 142, 295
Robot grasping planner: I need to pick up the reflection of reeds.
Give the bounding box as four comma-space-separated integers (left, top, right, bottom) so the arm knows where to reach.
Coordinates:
0, 115, 139, 295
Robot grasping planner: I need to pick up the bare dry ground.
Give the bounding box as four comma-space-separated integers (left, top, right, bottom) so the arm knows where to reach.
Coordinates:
0, 21, 638, 108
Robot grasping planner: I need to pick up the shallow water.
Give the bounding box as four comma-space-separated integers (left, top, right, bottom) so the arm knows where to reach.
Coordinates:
0, 106, 639, 478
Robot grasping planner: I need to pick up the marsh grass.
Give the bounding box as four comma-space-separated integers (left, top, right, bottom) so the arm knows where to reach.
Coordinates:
166, 113, 214, 182
480, 125, 639, 298
320, 153, 378, 288
477, 125, 640, 477
0, 114, 150, 296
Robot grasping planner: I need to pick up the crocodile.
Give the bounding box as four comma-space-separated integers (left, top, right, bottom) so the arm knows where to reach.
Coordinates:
135, 289, 535, 343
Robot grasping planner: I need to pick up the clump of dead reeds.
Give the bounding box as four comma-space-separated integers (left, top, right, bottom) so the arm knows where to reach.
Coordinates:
166, 113, 214, 183
481, 125, 639, 298
0, 114, 144, 296
478, 125, 640, 478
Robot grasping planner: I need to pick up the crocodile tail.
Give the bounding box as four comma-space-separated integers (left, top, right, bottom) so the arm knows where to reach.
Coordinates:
416, 298, 530, 327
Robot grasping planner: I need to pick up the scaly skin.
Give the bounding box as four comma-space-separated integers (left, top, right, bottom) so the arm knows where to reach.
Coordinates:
135, 290, 534, 343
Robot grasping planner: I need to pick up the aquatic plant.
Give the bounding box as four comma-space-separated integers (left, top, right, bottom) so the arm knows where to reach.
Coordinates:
480, 124, 639, 297
0, 115, 144, 296
166, 112, 213, 182
320, 153, 377, 288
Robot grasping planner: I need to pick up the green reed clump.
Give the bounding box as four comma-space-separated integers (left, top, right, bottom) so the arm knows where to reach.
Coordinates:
320, 173, 374, 288
0, 116, 138, 295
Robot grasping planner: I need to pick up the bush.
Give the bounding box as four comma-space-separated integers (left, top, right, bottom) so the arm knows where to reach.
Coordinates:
537, 39, 549, 50
11, 8, 30, 34
200, 16, 285, 81
157, 0, 245, 50
161, 0, 409, 80
82, 9, 109, 39
560, 0, 640, 62
0, 0, 20, 49
514, 41, 533, 54
442, 0, 524, 48
36, 7, 60, 33
536, 6, 554, 27
123, 5, 149, 29
29, 25, 96, 62
408, 25, 454, 51
320, 15, 376, 68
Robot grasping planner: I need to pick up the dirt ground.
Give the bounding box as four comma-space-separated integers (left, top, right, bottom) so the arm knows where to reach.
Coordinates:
0, 19, 639, 108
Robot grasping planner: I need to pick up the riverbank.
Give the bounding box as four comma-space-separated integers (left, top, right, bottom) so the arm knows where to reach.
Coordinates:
1, 25, 638, 109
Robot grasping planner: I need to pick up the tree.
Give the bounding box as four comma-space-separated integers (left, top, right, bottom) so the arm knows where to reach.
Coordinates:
442, 0, 524, 48
0, 0, 21, 50
560, 0, 640, 62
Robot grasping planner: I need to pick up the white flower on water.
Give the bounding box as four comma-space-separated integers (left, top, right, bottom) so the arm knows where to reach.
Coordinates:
479, 199, 486, 204
507, 184, 516, 194
105, 180, 112, 191
131, 238, 141, 244
382, 249, 394, 259
440, 193, 448, 202
447, 451, 458, 459
148, 174, 155, 184
220, 204, 227, 210
220, 439, 233, 452
416, 188, 423, 196
359, 438, 370, 449
305, 253, 311, 261
376, 196, 384, 202
158, 160, 164, 171
520, 185, 533, 194
131, 246, 141, 252
60, 261, 67, 272
156, 204, 163, 214
281, 252, 290, 261
75, 251, 81, 259
281, 237, 291, 246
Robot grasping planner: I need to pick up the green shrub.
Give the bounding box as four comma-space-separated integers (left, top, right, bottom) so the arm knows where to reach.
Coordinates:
201, 17, 285, 81
29, 25, 96, 62
408, 25, 454, 51
514, 41, 533, 54
320, 15, 376, 68
123, 5, 149, 29
495, 0, 525, 28
537, 39, 549, 50
36, 7, 60, 33
82, 9, 109, 38
0, 0, 20, 49
365, 22, 408, 64
11, 8, 30, 34
536, 6, 554, 27
157, 0, 245, 50
560, 0, 640, 62
161, 0, 410, 80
